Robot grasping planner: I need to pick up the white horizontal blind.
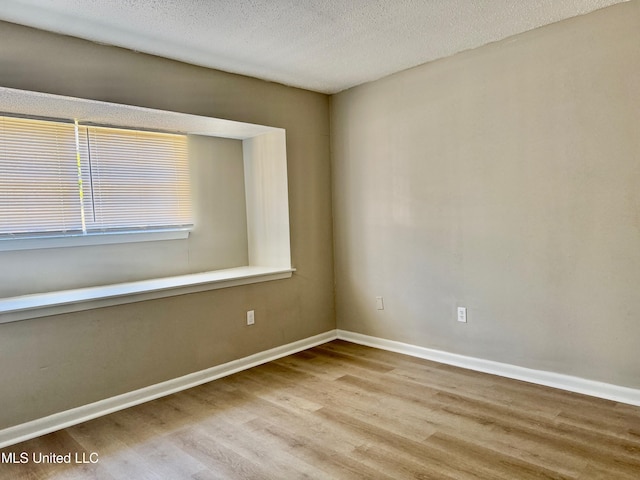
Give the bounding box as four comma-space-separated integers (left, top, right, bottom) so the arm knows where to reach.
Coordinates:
0, 116, 86, 236
86, 126, 192, 232
0, 115, 192, 240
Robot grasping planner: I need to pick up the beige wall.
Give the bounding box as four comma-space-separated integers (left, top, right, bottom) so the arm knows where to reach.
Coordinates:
0, 21, 334, 428
331, 2, 640, 388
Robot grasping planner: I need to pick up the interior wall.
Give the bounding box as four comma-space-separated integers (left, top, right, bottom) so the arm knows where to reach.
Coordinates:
0, 21, 334, 428
331, 1, 640, 389
188, 135, 249, 272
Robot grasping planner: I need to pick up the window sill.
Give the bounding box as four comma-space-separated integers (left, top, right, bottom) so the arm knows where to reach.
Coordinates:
0, 266, 294, 324
0, 229, 191, 251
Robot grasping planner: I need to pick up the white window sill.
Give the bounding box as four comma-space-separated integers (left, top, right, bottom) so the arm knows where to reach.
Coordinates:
0, 266, 294, 324
0, 229, 191, 251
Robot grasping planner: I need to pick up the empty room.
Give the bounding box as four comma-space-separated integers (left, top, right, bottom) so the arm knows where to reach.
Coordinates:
0, 0, 639, 478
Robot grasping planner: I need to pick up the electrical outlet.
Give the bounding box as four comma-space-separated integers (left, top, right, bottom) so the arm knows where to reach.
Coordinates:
457, 307, 467, 323
247, 310, 255, 325
376, 296, 384, 310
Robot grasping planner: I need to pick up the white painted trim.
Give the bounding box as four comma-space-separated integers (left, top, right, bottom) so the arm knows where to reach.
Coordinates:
0, 86, 277, 140
0, 330, 338, 449
243, 130, 291, 268
337, 330, 640, 407
0, 266, 295, 324
0, 229, 190, 252
6, 328, 635, 450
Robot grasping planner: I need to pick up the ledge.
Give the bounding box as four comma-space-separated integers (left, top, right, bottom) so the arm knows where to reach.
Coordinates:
0, 266, 294, 324
0, 229, 191, 251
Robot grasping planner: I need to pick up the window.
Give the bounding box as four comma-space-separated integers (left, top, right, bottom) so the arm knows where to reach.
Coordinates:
0, 115, 192, 241
0, 86, 292, 322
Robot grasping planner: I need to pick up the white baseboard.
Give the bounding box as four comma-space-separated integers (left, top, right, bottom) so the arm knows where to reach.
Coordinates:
0, 330, 338, 449
4, 328, 638, 449
337, 329, 640, 407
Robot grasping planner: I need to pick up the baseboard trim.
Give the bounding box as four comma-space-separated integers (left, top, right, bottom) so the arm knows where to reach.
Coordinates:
4, 328, 638, 449
336, 329, 640, 407
0, 330, 338, 449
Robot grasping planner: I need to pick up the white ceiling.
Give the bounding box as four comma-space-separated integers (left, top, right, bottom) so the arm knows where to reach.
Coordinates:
0, 0, 627, 94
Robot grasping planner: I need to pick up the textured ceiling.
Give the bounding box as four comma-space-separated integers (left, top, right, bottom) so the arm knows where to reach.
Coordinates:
0, 0, 628, 94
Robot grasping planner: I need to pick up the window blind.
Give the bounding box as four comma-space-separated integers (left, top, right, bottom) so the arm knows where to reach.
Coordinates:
0, 116, 88, 236
0, 115, 192, 239
85, 126, 192, 232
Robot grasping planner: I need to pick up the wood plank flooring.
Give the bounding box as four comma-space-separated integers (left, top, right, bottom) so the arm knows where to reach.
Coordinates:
1, 340, 639, 479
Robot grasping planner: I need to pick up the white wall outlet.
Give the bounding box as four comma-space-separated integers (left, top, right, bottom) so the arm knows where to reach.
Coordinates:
247, 310, 255, 325
457, 307, 467, 323
376, 296, 384, 310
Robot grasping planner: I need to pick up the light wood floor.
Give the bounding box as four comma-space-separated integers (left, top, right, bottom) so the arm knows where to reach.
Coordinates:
1, 340, 639, 479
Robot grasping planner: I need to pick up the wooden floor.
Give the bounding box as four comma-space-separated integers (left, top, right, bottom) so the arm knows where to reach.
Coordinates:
1, 340, 639, 479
